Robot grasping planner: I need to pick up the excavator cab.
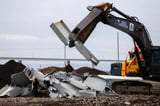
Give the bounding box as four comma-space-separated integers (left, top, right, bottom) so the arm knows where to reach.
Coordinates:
111, 45, 160, 80
111, 46, 143, 76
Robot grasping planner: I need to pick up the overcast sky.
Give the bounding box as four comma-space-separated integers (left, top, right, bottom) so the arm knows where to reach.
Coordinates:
0, 0, 160, 62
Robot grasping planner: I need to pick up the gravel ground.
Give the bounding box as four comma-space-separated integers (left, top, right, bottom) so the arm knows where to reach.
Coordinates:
0, 95, 160, 106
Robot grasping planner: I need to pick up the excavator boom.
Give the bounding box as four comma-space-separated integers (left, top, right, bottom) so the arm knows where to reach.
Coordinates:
69, 2, 160, 80
69, 3, 112, 47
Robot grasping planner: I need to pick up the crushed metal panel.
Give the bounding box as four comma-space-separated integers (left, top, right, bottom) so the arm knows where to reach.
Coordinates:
6, 87, 31, 97
53, 82, 79, 98
0, 85, 31, 97
53, 71, 68, 81
83, 76, 107, 92
48, 87, 59, 98
76, 90, 96, 97
74, 41, 99, 65
11, 71, 31, 87
50, 20, 71, 45
29, 68, 47, 87
68, 77, 88, 90
50, 20, 99, 65
98, 75, 143, 81
2, 86, 22, 97
0, 85, 10, 97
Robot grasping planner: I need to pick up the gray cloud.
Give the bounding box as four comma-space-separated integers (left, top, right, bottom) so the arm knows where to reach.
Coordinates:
0, 0, 160, 60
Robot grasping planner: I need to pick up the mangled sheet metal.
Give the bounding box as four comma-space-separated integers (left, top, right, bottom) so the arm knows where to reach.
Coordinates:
0, 60, 26, 89
0, 62, 118, 98
50, 20, 99, 65
0, 68, 33, 97
0, 85, 31, 97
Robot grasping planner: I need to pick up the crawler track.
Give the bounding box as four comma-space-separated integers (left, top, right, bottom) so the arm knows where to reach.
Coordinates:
112, 80, 160, 95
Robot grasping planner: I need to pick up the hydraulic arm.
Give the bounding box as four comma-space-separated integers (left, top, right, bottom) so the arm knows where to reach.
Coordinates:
68, 2, 160, 80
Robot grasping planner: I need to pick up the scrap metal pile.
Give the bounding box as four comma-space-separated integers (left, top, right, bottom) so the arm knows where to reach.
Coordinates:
0, 60, 118, 98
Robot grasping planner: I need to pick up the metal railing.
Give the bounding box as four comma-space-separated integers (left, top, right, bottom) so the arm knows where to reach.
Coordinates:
0, 56, 123, 62
0, 56, 124, 71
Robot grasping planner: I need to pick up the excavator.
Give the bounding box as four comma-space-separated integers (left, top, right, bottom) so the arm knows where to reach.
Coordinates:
68, 2, 160, 94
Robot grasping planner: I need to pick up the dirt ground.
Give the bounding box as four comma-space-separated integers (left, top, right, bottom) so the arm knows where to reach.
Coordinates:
0, 95, 160, 106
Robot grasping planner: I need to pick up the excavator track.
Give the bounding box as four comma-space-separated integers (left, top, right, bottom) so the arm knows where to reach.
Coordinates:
112, 80, 160, 95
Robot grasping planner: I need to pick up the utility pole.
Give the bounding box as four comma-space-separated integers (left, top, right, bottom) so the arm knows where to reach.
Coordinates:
64, 45, 67, 66
117, 32, 120, 62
